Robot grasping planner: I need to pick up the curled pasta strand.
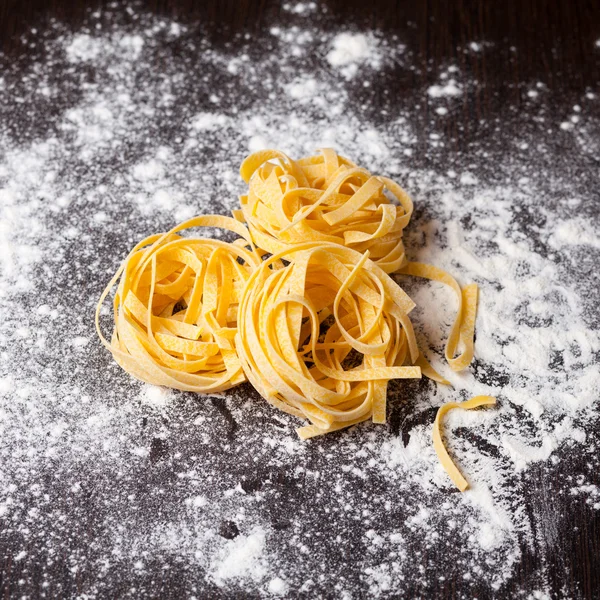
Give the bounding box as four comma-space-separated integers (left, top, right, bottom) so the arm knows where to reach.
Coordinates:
433, 396, 497, 491
398, 262, 478, 373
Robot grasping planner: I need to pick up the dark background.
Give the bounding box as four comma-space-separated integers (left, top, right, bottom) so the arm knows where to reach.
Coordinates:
1, 1, 599, 598
3, 0, 600, 171
3, 0, 600, 97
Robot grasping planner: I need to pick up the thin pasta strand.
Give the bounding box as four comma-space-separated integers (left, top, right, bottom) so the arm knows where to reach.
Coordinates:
399, 261, 478, 372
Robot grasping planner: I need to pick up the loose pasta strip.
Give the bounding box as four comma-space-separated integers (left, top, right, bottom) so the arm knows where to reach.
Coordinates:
399, 262, 478, 372
95, 215, 261, 393
234, 241, 422, 439
433, 396, 497, 491
238, 148, 413, 273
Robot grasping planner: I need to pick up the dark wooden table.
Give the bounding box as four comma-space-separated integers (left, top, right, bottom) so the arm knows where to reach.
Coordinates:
1, 1, 599, 598
4, 0, 600, 90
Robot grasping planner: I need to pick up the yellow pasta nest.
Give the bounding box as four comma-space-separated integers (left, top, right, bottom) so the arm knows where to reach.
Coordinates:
235, 242, 422, 439
236, 149, 413, 273
96, 149, 492, 491
95, 215, 260, 393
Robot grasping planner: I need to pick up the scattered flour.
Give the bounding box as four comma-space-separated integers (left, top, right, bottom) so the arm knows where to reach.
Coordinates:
548, 217, 600, 250
268, 576, 289, 595
570, 481, 600, 509
0, 6, 598, 599
428, 79, 462, 98
282, 2, 317, 15
427, 65, 463, 99
139, 384, 173, 409
66, 33, 104, 62
211, 529, 267, 586
327, 32, 383, 79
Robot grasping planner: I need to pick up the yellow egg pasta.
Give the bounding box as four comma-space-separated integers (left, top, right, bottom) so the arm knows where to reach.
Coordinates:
399, 262, 478, 372
234, 241, 422, 439
96, 148, 491, 492
433, 395, 497, 491
238, 148, 412, 273
95, 215, 261, 393
238, 148, 479, 382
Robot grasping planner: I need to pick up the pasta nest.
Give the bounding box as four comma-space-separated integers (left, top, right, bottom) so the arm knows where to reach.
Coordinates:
237, 149, 413, 273
235, 241, 422, 439
95, 216, 261, 393
95, 150, 487, 490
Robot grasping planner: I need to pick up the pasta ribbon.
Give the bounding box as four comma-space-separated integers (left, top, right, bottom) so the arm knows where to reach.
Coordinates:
238, 148, 413, 273
433, 396, 497, 491
234, 241, 422, 439
399, 262, 478, 372
95, 215, 261, 393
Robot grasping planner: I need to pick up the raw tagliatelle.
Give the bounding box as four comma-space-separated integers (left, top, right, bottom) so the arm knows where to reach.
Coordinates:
95, 215, 260, 393
398, 262, 479, 374
433, 396, 497, 491
234, 242, 422, 439
236, 149, 412, 273
95, 147, 492, 492
233, 148, 488, 488
236, 148, 478, 380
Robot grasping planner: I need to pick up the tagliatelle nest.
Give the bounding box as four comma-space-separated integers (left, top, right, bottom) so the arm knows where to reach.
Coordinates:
95, 215, 260, 393
234, 241, 422, 439
236, 149, 413, 274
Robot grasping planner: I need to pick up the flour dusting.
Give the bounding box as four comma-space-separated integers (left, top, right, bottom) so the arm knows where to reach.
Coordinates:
0, 6, 598, 599
327, 32, 384, 79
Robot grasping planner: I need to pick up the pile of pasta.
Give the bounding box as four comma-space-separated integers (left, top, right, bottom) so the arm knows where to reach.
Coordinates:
235, 242, 421, 440
96, 148, 495, 491
237, 149, 411, 273
95, 215, 261, 393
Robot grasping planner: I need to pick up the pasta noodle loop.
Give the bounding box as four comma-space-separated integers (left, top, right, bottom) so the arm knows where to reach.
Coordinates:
234, 241, 422, 439
433, 396, 497, 491
239, 149, 413, 273
398, 262, 479, 374
95, 215, 260, 393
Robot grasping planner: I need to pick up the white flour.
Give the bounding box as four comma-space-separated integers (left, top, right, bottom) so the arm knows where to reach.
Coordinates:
0, 5, 598, 599
326, 32, 383, 79
427, 65, 463, 98
211, 529, 268, 586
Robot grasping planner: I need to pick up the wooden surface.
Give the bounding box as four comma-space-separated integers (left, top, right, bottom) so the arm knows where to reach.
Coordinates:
1, 1, 599, 598
3, 0, 600, 91
2, 0, 600, 144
